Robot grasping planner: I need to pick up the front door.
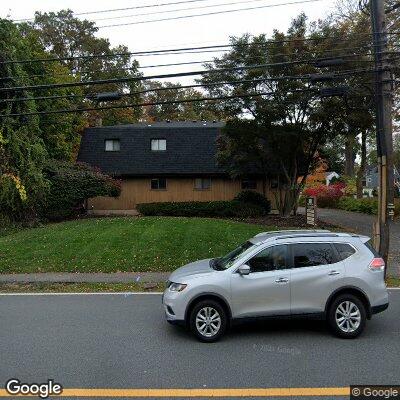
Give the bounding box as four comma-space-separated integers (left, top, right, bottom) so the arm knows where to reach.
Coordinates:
289, 242, 346, 315
230, 244, 291, 318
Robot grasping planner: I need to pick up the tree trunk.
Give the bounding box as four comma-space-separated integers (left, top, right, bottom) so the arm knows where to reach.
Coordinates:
344, 132, 357, 176
356, 130, 367, 199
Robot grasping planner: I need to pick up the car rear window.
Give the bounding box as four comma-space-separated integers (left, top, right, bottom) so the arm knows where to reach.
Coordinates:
364, 241, 380, 257
334, 243, 356, 261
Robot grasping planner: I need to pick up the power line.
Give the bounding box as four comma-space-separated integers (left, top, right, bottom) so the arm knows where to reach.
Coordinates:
0, 63, 295, 92
97, 0, 324, 28
91, 0, 271, 22
0, 56, 379, 93
0, 42, 383, 82
0, 35, 384, 66
12, 0, 212, 22
0, 89, 315, 118
1, 68, 375, 104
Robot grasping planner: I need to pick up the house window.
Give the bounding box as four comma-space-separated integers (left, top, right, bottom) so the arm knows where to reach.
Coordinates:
151, 178, 167, 190
151, 139, 166, 151
241, 179, 257, 190
194, 178, 211, 190
105, 139, 120, 152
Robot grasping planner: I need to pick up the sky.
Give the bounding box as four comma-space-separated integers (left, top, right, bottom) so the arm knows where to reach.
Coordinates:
0, 0, 336, 84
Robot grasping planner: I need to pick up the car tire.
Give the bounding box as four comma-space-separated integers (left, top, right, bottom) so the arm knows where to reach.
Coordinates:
328, 294, 366, 339
189, 300, 227, 342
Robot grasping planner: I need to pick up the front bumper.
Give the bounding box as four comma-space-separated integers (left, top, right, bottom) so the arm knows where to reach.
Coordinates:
162, 288, 187, 323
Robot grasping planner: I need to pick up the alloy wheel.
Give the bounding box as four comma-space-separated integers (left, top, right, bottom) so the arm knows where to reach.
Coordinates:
335, 301, 361, 333
195, 307, 221, 337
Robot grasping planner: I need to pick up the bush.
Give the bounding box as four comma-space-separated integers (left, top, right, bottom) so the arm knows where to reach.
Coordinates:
41, 160, 121, 221
137, 200, 264, 218
302, 183, 345, 208
337, 197, 378, 215
234, 190, 271, 214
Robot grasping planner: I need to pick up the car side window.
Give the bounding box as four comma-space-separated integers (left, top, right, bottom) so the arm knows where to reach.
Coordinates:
292, 243, 336, 268
334, 243, 356, 261
247, 245, 287, 273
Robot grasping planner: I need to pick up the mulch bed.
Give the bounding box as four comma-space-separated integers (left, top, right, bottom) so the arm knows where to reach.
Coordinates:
244, 214, 339, 230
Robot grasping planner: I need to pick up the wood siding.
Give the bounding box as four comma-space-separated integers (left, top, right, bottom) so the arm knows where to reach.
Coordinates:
88, 177, 274, 210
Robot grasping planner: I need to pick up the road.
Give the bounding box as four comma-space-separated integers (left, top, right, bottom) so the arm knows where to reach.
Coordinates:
0, 292, 399, 399
299, 207, 400, 277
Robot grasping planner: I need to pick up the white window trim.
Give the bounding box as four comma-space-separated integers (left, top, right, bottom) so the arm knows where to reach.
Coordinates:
105, 139, 120, 152
151, 139, 167, 151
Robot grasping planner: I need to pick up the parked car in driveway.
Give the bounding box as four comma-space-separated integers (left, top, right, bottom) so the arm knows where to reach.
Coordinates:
162, 230, 389, 342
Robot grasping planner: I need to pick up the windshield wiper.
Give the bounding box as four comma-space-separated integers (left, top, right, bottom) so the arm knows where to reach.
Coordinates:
210, 258, 223, 271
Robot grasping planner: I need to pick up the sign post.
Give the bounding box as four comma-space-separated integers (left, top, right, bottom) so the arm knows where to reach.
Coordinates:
306, 196, 317, 226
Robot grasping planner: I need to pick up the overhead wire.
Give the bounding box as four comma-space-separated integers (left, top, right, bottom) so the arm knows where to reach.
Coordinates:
0, 68, 378, 104
0, 89, 316, 118
0, 54, 382, 93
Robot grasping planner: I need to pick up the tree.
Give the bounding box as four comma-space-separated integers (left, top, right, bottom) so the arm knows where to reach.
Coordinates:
141, 81, 221, 122
26, 10, 142, 125
200, 15, 354, 216
0, 19, 49, 221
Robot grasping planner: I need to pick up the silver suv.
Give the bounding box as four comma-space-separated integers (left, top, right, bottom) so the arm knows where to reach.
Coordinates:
163, 230, 389, 342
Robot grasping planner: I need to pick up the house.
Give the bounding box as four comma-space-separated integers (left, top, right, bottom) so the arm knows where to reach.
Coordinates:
363, 164, 400, 197
77, 121, 273, 214
325, 171, 339, 186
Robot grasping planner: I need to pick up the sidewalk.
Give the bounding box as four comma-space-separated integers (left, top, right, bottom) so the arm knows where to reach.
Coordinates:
0, 272, 170, 284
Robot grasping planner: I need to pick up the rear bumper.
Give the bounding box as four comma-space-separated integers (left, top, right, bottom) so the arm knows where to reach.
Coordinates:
371, 302, 389, 315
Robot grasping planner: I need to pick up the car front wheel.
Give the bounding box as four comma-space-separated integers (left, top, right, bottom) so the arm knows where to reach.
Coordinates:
189, 300, 227, 342
328, 294, 366, 338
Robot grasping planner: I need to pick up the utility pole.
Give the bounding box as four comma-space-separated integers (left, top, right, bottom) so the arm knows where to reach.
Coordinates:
370, 0, 394, 274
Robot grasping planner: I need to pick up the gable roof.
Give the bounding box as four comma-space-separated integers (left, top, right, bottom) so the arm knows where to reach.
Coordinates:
77, 121, 227, 177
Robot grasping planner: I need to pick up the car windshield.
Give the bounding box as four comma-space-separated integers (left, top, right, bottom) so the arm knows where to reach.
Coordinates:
212, 241, 256, 270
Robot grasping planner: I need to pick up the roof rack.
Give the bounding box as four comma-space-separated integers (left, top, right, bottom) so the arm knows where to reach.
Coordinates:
254, 229, 330, 237
272, 233, 341, 240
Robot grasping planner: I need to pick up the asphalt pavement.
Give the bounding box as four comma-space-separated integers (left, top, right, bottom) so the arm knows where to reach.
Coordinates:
0, 291, 399, 399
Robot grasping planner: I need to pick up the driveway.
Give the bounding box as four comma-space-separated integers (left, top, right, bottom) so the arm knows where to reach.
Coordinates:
0, 292, 398, 399
299, 207, 400, 277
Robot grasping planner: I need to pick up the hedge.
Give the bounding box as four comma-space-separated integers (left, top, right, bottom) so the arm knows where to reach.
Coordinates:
337, 197, 378, 215
234, 190, 271, 214
137, 200, 265, 218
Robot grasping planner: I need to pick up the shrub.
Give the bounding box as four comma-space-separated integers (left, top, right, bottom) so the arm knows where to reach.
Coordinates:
302, 183, 345, 208
41, 160, 121, 221
337, 197, 378, 215
234, 190, 271, 214
137, 200, 264, 218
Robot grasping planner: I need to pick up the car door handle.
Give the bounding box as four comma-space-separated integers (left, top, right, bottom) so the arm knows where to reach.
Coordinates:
275, 277, 289, 283
328, 270, 340, 276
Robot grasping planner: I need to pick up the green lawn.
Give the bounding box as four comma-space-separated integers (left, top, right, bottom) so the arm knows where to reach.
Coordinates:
0, 217, 272, 273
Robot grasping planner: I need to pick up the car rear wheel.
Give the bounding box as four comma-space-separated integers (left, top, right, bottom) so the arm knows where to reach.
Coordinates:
328, 294, 366, 338
189, 300, 227, 342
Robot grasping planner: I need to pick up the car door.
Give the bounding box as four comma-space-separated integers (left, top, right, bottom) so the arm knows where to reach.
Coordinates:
230, 244, 291, 318
289, 242, 346, 315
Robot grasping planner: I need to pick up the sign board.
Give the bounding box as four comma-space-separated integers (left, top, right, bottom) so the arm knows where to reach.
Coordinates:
305, 196, 317, 226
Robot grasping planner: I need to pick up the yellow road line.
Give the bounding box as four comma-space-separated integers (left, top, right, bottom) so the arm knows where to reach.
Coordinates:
0, 387, 350, 397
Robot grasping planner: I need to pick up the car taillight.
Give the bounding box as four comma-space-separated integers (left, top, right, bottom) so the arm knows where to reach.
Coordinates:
369, 257, 385, 271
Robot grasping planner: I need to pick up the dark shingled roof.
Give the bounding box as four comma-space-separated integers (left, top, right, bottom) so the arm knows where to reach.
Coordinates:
77, 121, 227, 177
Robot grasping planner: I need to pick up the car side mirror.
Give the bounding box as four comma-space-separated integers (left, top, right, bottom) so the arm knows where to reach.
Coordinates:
238, 264, 250, 276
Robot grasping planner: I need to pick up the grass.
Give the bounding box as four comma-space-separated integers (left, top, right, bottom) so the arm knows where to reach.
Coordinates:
386, 277, 400, 287
0, 216, 272, 274
0, 282, 165, 293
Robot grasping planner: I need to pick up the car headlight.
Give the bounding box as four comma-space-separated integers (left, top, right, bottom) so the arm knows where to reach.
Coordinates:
169, 282, 187, 292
